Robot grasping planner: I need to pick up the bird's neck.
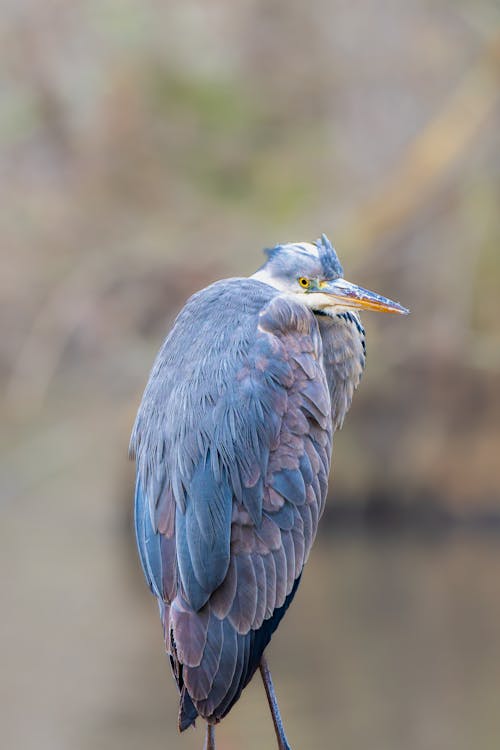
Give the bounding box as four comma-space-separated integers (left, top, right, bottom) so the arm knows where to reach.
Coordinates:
250, 269, 289, 292
316, 312, 366, 431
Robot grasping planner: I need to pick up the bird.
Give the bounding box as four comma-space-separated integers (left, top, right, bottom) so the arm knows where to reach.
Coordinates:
129, 234, 408, 750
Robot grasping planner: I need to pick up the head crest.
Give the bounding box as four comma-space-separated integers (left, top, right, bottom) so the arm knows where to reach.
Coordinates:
261, 233, 343, 280
316, 233, 343, 278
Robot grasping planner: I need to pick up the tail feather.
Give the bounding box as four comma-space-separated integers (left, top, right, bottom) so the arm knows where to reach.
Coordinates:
166, 576, 301, 728
179, 686, 198, 731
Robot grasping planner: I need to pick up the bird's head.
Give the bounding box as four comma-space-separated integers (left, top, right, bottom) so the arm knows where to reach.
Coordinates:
252, 234, 409, 317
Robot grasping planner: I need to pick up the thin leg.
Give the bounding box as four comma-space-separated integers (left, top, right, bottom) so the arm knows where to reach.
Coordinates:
259, 655, 292, 750
203, 723, 215, 750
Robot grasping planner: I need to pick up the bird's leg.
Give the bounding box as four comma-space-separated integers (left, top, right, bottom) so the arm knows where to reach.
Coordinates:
259, 655, 292, 750
203, 723, 215, 750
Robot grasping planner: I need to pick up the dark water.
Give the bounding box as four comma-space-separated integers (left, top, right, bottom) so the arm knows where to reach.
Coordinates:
7, 518, 500, 750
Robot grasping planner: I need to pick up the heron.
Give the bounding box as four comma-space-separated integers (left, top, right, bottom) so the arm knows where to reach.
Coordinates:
130, 234, 408, 750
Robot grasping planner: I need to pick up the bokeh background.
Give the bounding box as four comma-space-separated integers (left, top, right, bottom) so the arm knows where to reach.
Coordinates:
2, 1, 500, 749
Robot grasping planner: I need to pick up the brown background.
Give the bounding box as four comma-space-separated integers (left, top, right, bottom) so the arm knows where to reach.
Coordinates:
1, 1, 500, 749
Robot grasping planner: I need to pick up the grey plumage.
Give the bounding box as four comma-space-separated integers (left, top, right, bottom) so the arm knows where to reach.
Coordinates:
130, 235, 407, 737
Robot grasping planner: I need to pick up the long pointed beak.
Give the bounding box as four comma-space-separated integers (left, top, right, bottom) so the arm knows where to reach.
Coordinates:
321, 278, 409, 315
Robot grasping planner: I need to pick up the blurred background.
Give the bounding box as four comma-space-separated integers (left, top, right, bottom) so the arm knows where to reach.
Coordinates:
1, 1, 500, 749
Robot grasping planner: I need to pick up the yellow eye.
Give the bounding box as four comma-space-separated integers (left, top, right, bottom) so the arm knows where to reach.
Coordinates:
298, 277, 310, 289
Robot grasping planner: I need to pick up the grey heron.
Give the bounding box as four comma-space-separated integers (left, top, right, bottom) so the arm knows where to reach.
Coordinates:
130, 234, 408, 749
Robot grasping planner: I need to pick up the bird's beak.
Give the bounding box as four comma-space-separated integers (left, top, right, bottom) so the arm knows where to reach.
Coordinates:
320, 278, 409, 315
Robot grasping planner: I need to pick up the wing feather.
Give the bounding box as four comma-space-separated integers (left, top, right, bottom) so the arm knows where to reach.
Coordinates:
263, 552, 277, 618
170, 596, 209, 668
228, 554, 258, 634
183, 613, 223, 701
210, 556, 237, 620
272, 543, 288, 608
250, 553, 267, 629
195, 618, 237, 717
270, 468, 306, 505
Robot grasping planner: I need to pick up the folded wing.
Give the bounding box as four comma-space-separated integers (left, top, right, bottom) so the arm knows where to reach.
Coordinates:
130, 281, 333, 727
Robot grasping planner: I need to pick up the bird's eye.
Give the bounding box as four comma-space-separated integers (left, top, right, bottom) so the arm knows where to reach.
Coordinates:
298, 277, 310, 289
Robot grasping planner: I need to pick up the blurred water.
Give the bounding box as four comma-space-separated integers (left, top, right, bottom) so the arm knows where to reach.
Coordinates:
4, 503, 500, 749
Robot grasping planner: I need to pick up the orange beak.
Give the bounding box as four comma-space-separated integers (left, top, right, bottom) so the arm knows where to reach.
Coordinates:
321, 278, 409, 315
